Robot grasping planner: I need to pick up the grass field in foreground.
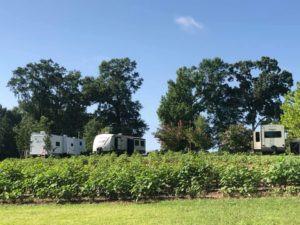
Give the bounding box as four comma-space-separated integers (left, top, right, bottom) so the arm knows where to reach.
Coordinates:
0, 197, 299, 225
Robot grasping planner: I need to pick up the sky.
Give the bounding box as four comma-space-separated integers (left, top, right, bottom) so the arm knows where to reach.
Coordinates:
0, 0, 300, 150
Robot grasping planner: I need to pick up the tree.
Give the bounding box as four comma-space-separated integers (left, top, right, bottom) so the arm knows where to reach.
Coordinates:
0, 105, 21, 159
231, 57, 293, 131
155, 116, 212, 152
14, 115, 53, 157
83, 58, 148, 137
281, 83, 300, 139
155, 67, 208, 151
220, 124, 252, 153
7, 59, 88, 137
83, 118, 105, 152
196, 57, 293, 134
186, 116, 213, 151
156, 57, 293, 150
196, 58, 242, 136
155, 123, 189, 152
157, 67, 199, 125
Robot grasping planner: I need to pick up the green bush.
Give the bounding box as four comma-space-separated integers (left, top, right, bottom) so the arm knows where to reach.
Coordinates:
266, 158, 300, 187
0, 153, 300, 202
220, 165, 261, 195
175, 162, 216, 198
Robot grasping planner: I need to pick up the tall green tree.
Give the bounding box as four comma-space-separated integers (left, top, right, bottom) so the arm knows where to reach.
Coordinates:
157, 67, 199, 126
7, 59, 88, 137
156, 67, 212, 151
83, 58, 148, 137
157, 57, 293, 150
0, 105, 21, 159
281, 82, 300, 139
196, 58, 242, 136
231, 57, 293, 130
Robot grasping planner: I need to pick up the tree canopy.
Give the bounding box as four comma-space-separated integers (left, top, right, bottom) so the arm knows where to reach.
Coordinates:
0, 105, 21, 159
1, 56, 294, 157
83, 58, 148, 137
157, 57, 293, 150
4, 58, 148, 158
7, 59, 88, 137
281, 82, 300, 139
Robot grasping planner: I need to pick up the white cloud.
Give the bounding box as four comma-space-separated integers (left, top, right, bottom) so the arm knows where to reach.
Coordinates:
175, 16, 204, 31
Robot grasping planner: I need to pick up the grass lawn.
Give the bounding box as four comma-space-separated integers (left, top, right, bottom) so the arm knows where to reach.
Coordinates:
0, 197, 299, 225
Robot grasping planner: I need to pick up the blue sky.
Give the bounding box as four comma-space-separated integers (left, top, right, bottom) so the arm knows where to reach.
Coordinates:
1, 0, 300, 150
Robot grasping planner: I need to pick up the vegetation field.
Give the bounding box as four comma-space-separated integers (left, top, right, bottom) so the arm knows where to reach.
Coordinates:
0, 197, 299, 225
1, 152, 300, 202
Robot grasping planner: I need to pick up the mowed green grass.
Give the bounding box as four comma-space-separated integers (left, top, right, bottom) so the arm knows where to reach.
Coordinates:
0, 197, 299, 225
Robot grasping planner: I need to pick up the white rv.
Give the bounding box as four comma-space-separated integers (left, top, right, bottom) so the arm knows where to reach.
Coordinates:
92, 133, 146, 154
253, 124, 285, 153
30, 131, 86, 156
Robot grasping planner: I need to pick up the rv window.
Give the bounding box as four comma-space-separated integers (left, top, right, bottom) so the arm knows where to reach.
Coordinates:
264, 131, 282, 138
71, 143, 74, 147
79, 141, 82, 146
141, 140, 145, 147
134, 140, 139, 146
255, 132, 260, 142
56, 142, 60, 147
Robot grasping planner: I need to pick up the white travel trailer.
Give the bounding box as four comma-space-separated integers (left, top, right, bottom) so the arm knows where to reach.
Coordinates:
30, 131, 86, 156
253, 124, 285, 153
93, 133, 146, 154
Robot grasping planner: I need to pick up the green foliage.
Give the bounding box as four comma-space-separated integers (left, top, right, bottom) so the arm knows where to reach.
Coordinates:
220, 165, 261, 195
82, 58, 148, 137
157, 57, 293, 149
157, 67, 199, 125
266, 158, 300, 186
83, 118, 104, 152
14, 115, 53, 157
186, 116, 213, 151
1, 153, 300, 202
281, 82, 300, 139
155, 116, 213, 152
220, 124, 252, 153
7, 59, 88, 137
43, 135, 52, 154
175, 162, 216, 198
231, 57, 293, 130
0, 106, 21, 159
154, 123, 189, 151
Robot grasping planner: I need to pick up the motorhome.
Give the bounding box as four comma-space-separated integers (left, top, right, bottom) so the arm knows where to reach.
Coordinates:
92, 133, 146, 155
30, 131, 85, 156
253, 124, 285, 153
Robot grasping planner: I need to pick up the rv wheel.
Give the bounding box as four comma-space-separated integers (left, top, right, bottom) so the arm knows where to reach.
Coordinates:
271, 146, 277, 154
97, 147, 103, 154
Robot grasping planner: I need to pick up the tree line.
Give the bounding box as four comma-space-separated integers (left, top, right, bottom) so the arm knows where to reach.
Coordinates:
0, 58, 148, 158
156, 57, 294, 152
0, 56, 297, 158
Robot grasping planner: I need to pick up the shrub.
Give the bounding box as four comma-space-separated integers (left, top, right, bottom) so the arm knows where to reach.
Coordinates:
220, 165, 261, 195
0, 154, 300, 202
266, 158, 300, 187
220, 124, 252, 153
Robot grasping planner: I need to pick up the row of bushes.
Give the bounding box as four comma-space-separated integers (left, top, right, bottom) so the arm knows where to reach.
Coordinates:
0, 152, 300, 202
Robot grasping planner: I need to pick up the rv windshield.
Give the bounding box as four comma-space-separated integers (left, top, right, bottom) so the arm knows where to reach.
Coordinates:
264, 131, 282, 138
